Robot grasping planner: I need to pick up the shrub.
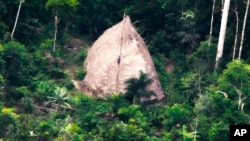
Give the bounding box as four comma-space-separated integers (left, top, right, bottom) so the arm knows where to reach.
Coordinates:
75, 68, 86, 80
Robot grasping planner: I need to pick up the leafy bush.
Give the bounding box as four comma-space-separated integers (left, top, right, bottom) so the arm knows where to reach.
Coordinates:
2, 41, 30, 86
77, 49, 88, 62
60, 78, 75, 90
34, 80, 56, 100
163, 104, 192, 130
109, 121, 147, 141
148, 30, 172, 57
75, 68, 86, 80
152, 54, 169, 94
0, 108, 18, 139
50, 68, 68, 79
0, 22, 7, 41
188, 40, 216, 72
217, 60, 250, 112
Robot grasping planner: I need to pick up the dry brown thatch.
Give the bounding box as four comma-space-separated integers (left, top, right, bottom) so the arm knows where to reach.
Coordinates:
80, 16, 165, 101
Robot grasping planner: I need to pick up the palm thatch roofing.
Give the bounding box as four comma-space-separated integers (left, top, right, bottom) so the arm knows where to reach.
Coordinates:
80, 16, 165, 101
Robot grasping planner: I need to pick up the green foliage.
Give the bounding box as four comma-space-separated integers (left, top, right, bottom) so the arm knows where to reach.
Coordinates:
21, 95, 33, 114
194, 93, 215, 116
77, 49, 88, 61
73, 94, 108, 132
46, 0, 79, 32
109, 121, 147, 141
46, 0, 79, 13
192, 65, 250, 140
0, 108, 18, 139
1, 1, 250, 140
191, 114, 211, 140
189, 40, 216, 71
0, 43, 3, 51
208, 121, 229, 141
176, 9, 199, 55
68, 92, 86, 107
118, 105, 142, 122
170, 50, 189, 76
75, 68, 86, 80
148, 31, 172, 57
36, 119, 57, 140
152, 54, 169, 93
47, 87, 71, 111
174, 41, 218, 105
39, 39, 54, 52
0, 74, 3, 86
218, 60, 250, 93
218, 60, 250, 112
181, 125, 198, 141
50, 67, 68, 79
144, 105, 165, 128
163, 104, 192, 130
2, 41, 30, 85
106, 93, 129, 113
60, 77, 75, 90
0, 113, 17, 139
0, 102, 2, 111
34, 80, 56, 100
0, 22, 7, 41
179, 72, 199, 103
177, 67, 214, 106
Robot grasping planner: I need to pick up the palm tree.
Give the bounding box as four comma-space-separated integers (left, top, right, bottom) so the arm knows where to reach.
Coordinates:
46, 87, 71, 113
124, 71, 156, 105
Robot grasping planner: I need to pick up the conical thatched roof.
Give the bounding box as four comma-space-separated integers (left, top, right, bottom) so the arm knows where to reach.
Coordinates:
80, 16, 164, 101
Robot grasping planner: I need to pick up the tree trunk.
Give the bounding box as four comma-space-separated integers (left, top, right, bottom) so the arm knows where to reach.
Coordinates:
53, 11, 59, 51
238, 0, 250, 59
234, 86, 247, 111
65, 15, 69, 32
209, 0, 216, 47
11, 0, 25, 39
221, 0, 224, 16
215, 0, 230, 70
194, 116, 199, 141
232, 3, 239, 61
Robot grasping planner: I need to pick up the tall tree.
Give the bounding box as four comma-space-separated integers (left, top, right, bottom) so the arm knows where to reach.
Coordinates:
215, 0, 230, 70
218, 60, 250, 112
238, 0, 250, 59
232, 0, 239, 61
46, 0, 78, 51
176, 10, 199, 55
209, 0, 216, 47
10, 0, 25, 39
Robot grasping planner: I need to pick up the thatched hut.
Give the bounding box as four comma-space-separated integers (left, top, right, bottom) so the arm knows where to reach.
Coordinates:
80, 16, 165, 101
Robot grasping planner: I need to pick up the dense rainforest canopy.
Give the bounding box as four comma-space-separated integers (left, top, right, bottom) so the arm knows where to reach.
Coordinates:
0, 0, 250, 140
